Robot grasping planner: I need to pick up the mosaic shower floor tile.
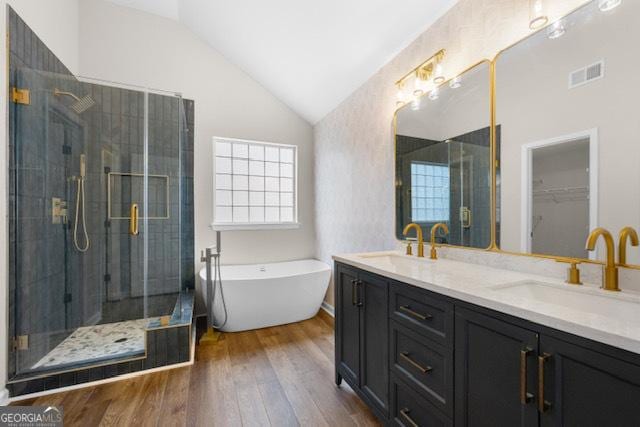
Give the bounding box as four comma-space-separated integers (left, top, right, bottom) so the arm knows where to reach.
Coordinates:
32, 319, 148, 370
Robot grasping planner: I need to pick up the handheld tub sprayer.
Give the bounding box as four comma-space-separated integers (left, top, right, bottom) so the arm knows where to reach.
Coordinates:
199, 231, 228, 344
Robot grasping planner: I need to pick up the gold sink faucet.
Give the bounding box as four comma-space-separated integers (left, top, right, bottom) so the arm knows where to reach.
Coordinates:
585, 227, 619, 291
618, 227, 639, 266
403, 223, 424, 258
430, 223, 449, 260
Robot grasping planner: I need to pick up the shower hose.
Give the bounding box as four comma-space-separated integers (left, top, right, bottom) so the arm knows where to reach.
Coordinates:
210, 254, 228, 329
73, 176, 90, 252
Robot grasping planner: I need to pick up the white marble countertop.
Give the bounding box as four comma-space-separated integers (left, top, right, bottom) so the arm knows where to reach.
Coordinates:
333, 251, 640, 355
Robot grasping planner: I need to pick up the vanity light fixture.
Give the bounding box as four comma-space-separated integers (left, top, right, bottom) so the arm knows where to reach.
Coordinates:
428, 87, 439, 101
411, 96, 421, 111
449, 76, 462, 89
529, 0, 548, 29
598, 0, 621, 11
395, 49, 445, 107
433, 63, 445, 84
547, 19, 566, 39
414, 70, 427, 96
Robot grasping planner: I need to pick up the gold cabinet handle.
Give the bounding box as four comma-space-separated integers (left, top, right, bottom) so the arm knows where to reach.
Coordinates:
400, 352, 432, 374
399, 305, 432, 321
351, 279, 357, 306
520, 347, 534, 404
538, 353, 552, 413
400, 408, 419, 427
129, 203, 139, 236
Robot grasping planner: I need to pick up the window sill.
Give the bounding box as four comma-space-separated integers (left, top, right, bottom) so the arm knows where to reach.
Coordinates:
210, 222, 301, 231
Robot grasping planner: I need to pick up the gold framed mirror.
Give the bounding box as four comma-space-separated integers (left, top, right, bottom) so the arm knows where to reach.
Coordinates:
394, 60, 493, 249
492, 0, 640, 268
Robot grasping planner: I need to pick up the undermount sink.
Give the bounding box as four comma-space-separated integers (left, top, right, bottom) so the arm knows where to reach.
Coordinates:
491, 281, 640, 324
357, 253, 433, 269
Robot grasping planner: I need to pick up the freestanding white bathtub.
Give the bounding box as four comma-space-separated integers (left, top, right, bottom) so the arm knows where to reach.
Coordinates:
199, 259, 331, 332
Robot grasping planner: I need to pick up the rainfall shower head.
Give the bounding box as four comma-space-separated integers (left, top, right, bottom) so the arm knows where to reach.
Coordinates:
54, 88, 95, 114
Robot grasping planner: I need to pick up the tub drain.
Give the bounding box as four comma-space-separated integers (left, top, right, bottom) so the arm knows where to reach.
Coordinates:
114, 337, 127, 343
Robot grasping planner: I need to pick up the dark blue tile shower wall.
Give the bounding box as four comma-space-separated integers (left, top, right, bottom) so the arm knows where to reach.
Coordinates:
8, 7, 195, 380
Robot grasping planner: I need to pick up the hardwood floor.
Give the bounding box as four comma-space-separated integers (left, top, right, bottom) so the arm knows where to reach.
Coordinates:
13, 313, 380, 427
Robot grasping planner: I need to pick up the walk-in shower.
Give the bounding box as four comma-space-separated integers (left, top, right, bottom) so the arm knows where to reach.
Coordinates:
7, 7, 195, 396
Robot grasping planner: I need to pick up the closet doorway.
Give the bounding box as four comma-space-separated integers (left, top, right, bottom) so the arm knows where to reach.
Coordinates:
521, 130, 598, 259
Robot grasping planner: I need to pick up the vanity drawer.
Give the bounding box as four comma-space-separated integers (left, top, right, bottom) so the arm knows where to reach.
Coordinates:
391, 320, 453, 417
390, 281, 453, 347
391, 374, 452, 427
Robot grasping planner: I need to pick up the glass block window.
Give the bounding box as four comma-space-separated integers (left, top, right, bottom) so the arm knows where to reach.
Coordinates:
214, 137, 297, 225
411, 162, 450, 223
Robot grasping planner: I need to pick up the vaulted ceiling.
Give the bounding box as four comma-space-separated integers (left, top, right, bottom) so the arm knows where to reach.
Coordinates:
105, 0, 458, 124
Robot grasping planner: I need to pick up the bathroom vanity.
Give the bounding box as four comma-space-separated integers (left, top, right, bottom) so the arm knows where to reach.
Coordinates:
334, 253, 640, 426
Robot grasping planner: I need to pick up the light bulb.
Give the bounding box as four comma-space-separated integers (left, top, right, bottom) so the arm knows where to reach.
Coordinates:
547, 19, 566, 39
598, 0, 621, 11
414, 73, 428, 94
449, 76, 462, 89
396, 87, 406, 104
529, 0, 548, 29
428, 87, 439, 101
433, 64, 445, 84
411, 96, 421, 111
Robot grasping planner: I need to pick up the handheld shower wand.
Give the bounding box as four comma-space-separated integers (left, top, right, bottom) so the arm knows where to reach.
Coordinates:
73, 154, 90, 252
200, 231, 228, 344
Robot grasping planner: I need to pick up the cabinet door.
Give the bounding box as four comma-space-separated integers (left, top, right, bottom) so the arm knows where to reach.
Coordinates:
359, 272, 389, 417
539, 335, 640, 427
335, 264, 360, 386
455, 308, 538, 427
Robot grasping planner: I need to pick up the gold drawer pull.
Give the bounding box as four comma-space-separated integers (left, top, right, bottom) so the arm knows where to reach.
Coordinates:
400, 408, 419, 427
400, 352, 432, 374
399, 305, 432, 321
520, 347, 533, 404
538, 353, 552, 413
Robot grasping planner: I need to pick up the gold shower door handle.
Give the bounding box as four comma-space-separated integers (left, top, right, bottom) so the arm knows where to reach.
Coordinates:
460, 207, 472, 228
129, 203, 139, 236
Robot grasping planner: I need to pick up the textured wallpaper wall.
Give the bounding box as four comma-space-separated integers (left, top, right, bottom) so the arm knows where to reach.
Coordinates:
314, 0, 588, 305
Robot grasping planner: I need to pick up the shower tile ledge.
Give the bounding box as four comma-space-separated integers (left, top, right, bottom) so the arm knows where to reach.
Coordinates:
334, 250, 640, 355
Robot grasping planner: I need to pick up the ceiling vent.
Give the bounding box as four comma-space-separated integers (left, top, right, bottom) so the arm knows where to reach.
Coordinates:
569, 60, 604, 89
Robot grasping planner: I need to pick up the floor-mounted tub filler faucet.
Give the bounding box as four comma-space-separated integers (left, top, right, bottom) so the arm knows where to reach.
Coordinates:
200, 231, 227, 344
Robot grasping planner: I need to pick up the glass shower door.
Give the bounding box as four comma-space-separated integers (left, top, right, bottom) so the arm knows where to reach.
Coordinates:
10, 68, 149, 376
448, 139, 491, 248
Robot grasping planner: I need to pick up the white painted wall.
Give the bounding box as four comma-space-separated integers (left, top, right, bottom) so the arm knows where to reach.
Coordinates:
77, 0, 316, 305
0, 0, 80, 404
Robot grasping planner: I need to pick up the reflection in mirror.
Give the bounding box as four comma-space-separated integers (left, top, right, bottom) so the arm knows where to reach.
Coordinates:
395, 62, 492, 249
496, 0, 638, 263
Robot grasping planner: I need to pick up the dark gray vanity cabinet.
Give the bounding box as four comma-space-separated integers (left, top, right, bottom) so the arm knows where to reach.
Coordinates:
335, 262, 640, 426
335, 263, 389, 419
538, 335, 640, 427
335, 264, 360, 386
455, 307, 640, 427
455, 307, 538, 427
